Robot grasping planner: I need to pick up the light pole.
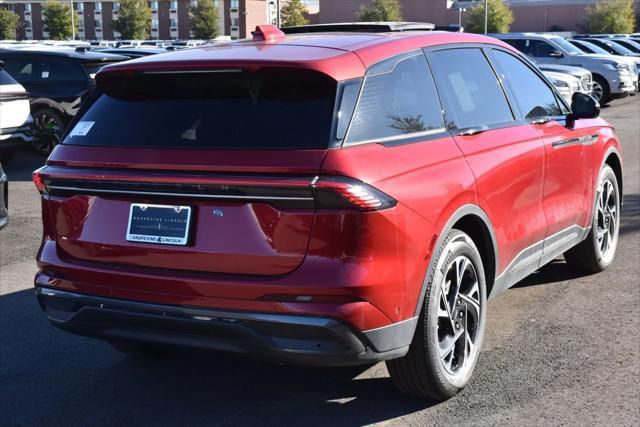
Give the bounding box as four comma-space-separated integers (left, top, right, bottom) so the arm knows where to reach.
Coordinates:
69, 0, 75, 40
484, 0, 488, 34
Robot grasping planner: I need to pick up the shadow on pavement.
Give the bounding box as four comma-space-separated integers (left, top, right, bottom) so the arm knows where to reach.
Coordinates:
2, 148, 47, 182
0, 288, 433, 426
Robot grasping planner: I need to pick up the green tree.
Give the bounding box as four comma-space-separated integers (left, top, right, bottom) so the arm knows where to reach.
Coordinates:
0, 9, 20, 39
281, 0, 309, 27
466, 0, 513, 34
357, 0, 402, 22
190, 0, 219, 39
113, 0, 151, 40
584, 0, 636, 34
42, 1, 74, 40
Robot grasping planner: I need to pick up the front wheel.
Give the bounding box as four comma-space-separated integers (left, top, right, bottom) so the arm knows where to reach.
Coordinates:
386, 229, 487, 400
564, 165, 620, 273
591, 76, 610, 105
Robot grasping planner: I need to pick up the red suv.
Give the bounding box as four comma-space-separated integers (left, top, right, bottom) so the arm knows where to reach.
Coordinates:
34, 24, 623, 399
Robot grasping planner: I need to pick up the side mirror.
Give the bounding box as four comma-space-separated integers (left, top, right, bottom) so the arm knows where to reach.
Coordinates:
549, 50, 564, 58
567, 92, 600, 127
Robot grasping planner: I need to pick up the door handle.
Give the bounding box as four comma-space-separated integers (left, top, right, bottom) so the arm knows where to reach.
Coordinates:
530, 117, 550, 125
457, 125, 490, 136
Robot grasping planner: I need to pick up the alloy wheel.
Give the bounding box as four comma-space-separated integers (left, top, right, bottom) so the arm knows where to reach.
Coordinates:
591, 81, 604, 102
33, 111, 63, 155
596, 178, 619, 263
437, 255, 482, 377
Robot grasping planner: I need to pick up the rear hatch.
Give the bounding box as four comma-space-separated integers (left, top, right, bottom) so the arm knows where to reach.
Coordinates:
40, 66, 342, 276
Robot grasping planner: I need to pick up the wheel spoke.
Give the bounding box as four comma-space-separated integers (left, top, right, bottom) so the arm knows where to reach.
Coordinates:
440, 328, 464, 360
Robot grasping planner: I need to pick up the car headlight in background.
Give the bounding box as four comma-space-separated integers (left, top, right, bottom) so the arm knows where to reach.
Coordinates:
603, 62, 631, 75
553, 79, 570, 88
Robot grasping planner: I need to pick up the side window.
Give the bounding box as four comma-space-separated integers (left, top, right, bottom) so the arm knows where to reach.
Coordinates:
38, 60, 86, 82
488, 49, 563, 119
531, 40, 557, 58
0, 69, 18, 85
503, 39, 528, 54
346, 53, 445, 144
429, 48, 513, 130
0, 58, 30, 82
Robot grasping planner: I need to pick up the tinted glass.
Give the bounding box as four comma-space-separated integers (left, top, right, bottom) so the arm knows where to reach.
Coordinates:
346, 53, 444, 144
489, 50, 562, 119
336, 79, 361, 140
429, 48, 513, 130
549, 37, 584, 55
573, 40, 609, 55
612, 40, 640, 53
503, 39, 529, 54
64, 68, 337, 149
531, 40, 559, 58
0, 69, 18, 85
0, 57, 85, 82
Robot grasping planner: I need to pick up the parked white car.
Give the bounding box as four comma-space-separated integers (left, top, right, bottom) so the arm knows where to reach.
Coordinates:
0, 61, 33, 165
543, 70, 582, 105
537, 63, 593, 97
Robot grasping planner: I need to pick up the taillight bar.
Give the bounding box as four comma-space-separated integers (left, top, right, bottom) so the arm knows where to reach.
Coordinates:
34, 166, 397, 212
311, 176, 397, 212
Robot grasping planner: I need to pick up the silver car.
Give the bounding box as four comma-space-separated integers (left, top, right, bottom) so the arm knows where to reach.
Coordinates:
493, 33, 636, 104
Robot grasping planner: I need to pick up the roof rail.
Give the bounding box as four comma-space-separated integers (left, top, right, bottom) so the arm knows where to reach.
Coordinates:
281, 22, 435, 34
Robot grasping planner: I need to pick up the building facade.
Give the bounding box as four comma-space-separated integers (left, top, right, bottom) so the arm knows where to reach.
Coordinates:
0, 0, 282, 40
318, 0, 604, 33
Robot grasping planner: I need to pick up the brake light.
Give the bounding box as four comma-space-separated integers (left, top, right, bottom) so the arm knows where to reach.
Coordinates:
312, 176, 397, 211
33, 168, 46, 194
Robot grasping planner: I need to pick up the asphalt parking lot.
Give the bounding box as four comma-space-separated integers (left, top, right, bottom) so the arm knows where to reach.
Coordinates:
1, 96, 638, 426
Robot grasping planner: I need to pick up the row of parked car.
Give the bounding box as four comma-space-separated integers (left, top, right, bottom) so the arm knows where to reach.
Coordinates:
1, 31, 639, 169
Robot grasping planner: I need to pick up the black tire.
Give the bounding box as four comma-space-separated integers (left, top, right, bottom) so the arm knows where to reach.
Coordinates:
564, 165, 620, 273
109, 340, 169, 357
32, 107, 67, 155
386, 229, 487, 400
592, 75, 611, 105
0, 149, 15, 166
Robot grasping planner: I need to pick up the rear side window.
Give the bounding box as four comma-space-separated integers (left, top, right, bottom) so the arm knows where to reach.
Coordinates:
346, 53, 444, 145
64, 68, 337, 149
1, 57, 85, 82
488, 49, 563, 119
429, 48, 513, 130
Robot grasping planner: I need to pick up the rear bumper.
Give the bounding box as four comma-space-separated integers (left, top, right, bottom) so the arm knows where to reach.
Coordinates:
36, 286, 415, 366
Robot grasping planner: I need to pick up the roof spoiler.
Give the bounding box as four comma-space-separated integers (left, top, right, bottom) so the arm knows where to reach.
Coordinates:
252, 25, 286, 42
281, 22, 435, 34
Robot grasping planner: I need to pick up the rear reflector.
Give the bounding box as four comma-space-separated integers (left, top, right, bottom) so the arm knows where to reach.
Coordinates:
312, 176, 397, 212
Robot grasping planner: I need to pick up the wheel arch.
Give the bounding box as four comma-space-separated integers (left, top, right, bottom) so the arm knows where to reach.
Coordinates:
413, 204, 499, 317
604, 148, 623, 202
29, 99, 66, 116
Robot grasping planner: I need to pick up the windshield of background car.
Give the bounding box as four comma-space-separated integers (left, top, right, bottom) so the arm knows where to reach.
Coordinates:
551, 37, 585, 55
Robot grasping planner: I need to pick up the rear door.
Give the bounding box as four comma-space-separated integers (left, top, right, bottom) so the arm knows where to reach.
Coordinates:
427, 47, 548, 278
42, 67, 339, 276
486, 47, 594, 236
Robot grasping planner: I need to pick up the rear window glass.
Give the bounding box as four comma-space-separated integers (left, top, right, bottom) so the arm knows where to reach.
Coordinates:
64, 68, 337, 149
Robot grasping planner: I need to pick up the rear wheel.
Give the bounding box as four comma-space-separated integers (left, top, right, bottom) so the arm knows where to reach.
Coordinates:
386, 229, 487, 400
564, 165, 620, 273
32, 108, 66, 155
591, 76, 610, 105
